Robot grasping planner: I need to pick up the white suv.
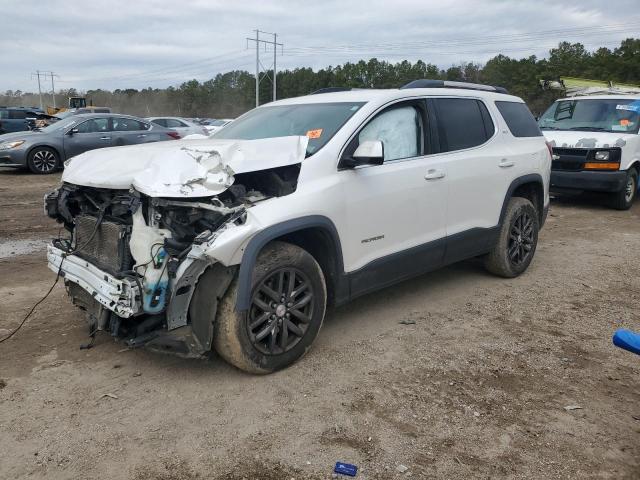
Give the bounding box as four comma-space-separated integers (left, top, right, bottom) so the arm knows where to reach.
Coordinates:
45, 80, 551, 373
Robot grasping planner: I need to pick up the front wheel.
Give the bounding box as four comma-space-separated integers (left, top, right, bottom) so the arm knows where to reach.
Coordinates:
213, 241, 327, 374
484, 197, 539, 278
27, 147, 59, 174
610, 169, 637, 211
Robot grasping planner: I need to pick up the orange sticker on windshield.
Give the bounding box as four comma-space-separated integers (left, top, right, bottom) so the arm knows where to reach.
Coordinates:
306, 129, 323, 139
620, 119, 631, 126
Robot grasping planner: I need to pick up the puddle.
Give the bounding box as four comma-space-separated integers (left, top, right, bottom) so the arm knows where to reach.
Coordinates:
0, 238, 49, 259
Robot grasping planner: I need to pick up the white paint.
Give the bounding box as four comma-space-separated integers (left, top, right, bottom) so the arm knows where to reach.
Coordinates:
62, 136, 308, 198
543, 130, 640, 170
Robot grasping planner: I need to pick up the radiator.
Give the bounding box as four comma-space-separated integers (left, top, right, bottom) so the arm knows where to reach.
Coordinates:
73, 215, 132, 273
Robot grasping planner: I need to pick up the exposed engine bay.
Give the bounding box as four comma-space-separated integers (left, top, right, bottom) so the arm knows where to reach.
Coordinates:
44, 163, 301, 355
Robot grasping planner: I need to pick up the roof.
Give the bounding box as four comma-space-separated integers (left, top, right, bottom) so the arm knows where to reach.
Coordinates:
557, 94, 640, 101
269, 87, 523, 107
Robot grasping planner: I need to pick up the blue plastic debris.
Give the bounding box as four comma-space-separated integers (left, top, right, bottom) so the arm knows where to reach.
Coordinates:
334, 461, 358, 476
613, 328, 640, 356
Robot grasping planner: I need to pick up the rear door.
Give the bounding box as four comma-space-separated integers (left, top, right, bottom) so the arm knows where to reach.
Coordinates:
6, 109, 30, 133
112, 117, 152, 145
63, 117, 112, 158
164, 118, 191, 136
429, 97, 508, 262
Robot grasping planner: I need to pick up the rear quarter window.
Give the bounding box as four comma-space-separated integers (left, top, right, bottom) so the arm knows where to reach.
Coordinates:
495, 101, 542, 137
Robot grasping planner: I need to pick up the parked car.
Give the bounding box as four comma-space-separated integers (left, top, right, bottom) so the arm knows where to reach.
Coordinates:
0, 113, 179, 174
44, 80, 550, 373
201, 118, 233, 134
0, 107, 47, 134
146, 117, 208, 138
539, 93, 640, 209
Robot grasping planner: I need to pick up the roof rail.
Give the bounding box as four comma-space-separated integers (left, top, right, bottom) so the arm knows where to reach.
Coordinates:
310, 87, 353, 95
400, 79, 508, 94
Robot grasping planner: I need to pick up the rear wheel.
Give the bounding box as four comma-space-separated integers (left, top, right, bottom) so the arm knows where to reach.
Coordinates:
484, 197, 539, 278
27, 147, 59, 174
610, 169, 637, 210
213, 241, 327, 374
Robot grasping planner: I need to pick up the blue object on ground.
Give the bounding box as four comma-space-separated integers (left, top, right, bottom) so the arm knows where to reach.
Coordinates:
334, 461, 358, 476
613, 328, 640, 356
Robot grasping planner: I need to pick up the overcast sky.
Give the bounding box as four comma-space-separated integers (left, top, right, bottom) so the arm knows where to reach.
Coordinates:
1, 0, 639, 92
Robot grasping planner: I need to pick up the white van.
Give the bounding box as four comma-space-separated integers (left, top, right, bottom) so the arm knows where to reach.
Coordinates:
539, 93, 640, 209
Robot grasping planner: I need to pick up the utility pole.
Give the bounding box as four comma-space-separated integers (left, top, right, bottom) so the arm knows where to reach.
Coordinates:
246, 30, 283, 107
48, 71, 59, 109
31, 71, 59, 110
32, 71, 44, 110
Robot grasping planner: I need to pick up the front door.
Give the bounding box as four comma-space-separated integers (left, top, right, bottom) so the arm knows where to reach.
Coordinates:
338, 100, 448, 297
64, 117, 112, 158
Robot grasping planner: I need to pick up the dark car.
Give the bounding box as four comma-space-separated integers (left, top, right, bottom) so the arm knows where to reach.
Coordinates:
0, 113, 180, 174
0, 107, 47, 134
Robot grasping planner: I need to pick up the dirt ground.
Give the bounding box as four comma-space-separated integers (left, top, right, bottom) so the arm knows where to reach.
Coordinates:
0, 166, 639, 480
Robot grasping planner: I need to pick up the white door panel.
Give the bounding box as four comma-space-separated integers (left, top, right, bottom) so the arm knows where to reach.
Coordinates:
340, 157, 447, 272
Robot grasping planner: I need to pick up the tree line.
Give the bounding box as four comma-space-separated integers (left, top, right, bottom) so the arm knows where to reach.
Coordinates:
2, 38, 638, 118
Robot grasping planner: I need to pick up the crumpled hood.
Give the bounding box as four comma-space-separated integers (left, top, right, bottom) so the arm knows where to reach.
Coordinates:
62, 135, 308, 198
542, 130, 636, 149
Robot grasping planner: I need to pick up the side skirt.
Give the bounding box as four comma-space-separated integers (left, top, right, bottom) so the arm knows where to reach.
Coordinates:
338, 226, 499, 305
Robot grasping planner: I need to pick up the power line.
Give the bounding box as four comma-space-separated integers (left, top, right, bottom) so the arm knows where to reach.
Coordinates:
246, 29, 283, 106
30, 71, 58, 110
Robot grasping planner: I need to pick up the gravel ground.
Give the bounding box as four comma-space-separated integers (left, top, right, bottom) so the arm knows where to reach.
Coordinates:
0, 167, 639, 479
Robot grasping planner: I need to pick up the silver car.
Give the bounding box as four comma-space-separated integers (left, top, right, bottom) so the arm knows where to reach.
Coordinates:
146, 117, 208, 138
0, 113, 179, 174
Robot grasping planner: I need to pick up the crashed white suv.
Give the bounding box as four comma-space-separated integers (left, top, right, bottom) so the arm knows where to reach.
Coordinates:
45, 80, 551, 373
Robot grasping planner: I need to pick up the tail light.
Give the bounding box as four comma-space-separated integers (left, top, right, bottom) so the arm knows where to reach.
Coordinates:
166, 131, 180, 140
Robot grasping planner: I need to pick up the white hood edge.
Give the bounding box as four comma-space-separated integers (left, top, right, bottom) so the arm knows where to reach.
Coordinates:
62, 136, 309, 198
542, 130, 635, 149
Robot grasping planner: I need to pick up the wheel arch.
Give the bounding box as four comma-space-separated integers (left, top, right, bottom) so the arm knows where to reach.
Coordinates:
500, 174, 545, 227
235, 215, 346, 312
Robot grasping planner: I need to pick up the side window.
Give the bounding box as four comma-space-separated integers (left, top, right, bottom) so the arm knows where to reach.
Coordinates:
165, 119, 185, 128
357, 105, 423, 161
495, 101, 542, 137
153, 119, 167, 127
8, 110, 27, 120
434, 98, 492, 152
113, 118, 146, 131
0, 110, 8, 119
75, 118, 110, 133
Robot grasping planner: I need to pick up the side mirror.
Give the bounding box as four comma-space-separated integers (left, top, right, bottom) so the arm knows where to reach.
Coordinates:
67, 128, 79, 135
341, 140, 384, 168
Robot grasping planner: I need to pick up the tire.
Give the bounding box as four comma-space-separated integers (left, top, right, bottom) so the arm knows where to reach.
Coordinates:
213, 241, 327, 374
27, 147, 59, 174
609, 169, 637, 211
484, 197, 539, 278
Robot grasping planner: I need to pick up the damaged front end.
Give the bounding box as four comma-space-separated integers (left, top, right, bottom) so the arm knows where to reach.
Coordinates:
44, 137, 306, 356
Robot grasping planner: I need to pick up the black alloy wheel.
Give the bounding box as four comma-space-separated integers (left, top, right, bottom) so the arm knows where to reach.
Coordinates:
248, 267, 314, 355
508, 211, 535, 266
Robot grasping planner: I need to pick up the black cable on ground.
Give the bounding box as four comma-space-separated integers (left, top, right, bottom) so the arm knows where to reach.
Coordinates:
0, 207, 107, 344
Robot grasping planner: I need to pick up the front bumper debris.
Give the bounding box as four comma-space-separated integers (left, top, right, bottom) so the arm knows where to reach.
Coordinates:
47, 245, 141, 317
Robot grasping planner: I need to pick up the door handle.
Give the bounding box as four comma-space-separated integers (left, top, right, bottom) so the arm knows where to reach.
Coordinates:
499, 158, 515, 168
424, 169, 446, 180
137, 134, 147, 138
100, 136, 111, 140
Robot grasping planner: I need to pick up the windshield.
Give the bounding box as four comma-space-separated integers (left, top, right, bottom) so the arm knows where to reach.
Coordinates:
539, 98, 640, 134
214, 102, 365, 155
41, 117, 79, 133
